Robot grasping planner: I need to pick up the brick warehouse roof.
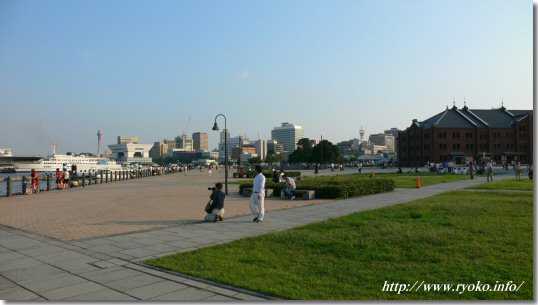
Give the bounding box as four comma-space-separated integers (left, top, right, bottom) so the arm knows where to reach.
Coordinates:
415, 105, 532, 129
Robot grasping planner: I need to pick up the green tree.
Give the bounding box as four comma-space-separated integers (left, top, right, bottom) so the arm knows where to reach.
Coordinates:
288, 138, 313, 163
265, 150, 281, 164
248, 156, 262, 165
310, 140, 339, 163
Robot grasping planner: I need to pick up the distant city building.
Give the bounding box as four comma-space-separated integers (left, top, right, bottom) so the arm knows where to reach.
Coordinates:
369, 133, 395, 153
384, 128, 400, 138
192, 132, 208, 152
398, 105, 533, 166
210, 150, 220, 159
218, 129, 231, 160
108, 139, 153, 164
267, 139, 284, 155
149, 139, 175, 159
336, 140, 354, 156
254, 140, 267, 160
352, 138, 361, 151
117, 136, 139, 144
232, 146, 256, 160
175, 133, 193, 151
169, 150, 211, 163
271, 122, 304, 153
371, 145, 388, 154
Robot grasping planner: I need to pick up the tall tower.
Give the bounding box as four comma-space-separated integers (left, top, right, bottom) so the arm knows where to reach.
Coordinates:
359, 126, 365, 143
97, 129, 103, 157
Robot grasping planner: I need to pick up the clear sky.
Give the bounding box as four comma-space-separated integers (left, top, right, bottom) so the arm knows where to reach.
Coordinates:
0, 0, 533, 156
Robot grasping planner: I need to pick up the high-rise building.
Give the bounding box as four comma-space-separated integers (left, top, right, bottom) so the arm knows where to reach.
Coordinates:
271, 122, 304, 153
254, 140, 267, 160
117, 136, 139, 144
175, 133, 193, 151
149, 139, 175, 159
192, 132, 208, 151
218, 129, 231, 160
384, 128, 399, 138
368, 133, 395, 153
267, 139, 284, 155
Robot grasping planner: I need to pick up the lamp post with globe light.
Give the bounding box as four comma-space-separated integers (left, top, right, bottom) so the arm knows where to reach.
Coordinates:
212, 114, 228, 194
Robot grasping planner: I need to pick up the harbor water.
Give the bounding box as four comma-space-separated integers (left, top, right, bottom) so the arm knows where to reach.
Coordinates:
0, 173, 62, 196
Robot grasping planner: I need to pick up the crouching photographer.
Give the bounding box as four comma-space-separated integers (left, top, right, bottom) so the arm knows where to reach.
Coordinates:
204, 182, 225, 222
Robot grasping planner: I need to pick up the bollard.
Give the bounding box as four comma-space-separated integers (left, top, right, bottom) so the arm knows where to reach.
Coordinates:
47, 174, 51, 191
7, 177, 12, 197
100, 170, 103, 184
105, 171, 108, 183
115, 171, 117, 181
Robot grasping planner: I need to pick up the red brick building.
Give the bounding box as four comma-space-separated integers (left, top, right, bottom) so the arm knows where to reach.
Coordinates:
398, 105, 533, 166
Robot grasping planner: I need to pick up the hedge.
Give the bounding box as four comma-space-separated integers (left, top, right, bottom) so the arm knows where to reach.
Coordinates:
235, 171, 301, 179
239, 178, 394, 199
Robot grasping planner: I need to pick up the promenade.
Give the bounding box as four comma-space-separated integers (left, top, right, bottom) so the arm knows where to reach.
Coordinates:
0, 170, 514, 300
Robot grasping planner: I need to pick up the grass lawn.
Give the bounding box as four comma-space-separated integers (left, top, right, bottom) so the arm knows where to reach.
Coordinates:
302, 172, 481, 188
145, 191, 533, 300
468, 178, 534, 191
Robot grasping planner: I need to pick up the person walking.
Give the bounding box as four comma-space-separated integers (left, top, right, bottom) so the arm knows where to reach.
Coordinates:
55, 168, 64, 189
486, 160, 493, 182
249, 165, 266, 222
468, 161, 474, 179
515, 162, 522, 179
204, 182, 225, 222
63, 169, 70, 188
314, 163, 319, 175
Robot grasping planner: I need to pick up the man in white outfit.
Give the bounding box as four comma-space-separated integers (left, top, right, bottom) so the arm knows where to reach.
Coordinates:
250, 165, 266, 222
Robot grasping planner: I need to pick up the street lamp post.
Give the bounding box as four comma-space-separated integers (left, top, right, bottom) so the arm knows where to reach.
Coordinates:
212, 114, 228, 195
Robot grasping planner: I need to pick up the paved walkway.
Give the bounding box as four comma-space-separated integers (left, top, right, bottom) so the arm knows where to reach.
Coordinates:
0, 174, 517, 300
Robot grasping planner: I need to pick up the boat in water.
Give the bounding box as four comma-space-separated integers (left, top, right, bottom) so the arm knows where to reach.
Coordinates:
12, 146, 123, 173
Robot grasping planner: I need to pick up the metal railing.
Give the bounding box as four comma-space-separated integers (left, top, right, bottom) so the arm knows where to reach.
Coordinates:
1, 167, 179, 197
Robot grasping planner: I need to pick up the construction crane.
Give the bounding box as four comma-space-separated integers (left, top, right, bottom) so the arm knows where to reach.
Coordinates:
182, 116, 191, 137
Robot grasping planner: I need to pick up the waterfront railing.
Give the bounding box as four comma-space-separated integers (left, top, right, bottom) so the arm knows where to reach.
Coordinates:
0, 167, 178, 197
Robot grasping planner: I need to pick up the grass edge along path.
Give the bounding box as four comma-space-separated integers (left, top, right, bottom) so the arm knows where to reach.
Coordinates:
467, 178, 534, 191
145, 190, 533, 300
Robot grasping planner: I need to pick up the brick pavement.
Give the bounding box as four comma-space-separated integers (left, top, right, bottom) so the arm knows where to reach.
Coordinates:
0, 170, 332, 240
0, 171, 517, 300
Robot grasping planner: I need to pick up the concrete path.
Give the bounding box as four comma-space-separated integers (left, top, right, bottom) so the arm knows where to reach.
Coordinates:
0, 174, 518, 300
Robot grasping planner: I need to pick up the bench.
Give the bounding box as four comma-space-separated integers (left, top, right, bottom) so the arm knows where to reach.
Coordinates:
291, 189, 315, 200
242, 188, 273, 198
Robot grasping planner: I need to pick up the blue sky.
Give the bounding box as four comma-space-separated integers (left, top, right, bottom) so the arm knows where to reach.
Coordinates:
0, 0, 532, 156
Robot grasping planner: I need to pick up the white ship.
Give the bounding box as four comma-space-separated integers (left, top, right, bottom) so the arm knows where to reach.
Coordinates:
12, 146, 123, 173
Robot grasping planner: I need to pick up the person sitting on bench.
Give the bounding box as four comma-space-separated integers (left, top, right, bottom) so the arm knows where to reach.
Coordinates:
282, 174, 296, 200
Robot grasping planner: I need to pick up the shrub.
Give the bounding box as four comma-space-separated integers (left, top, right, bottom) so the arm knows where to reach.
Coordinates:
235, 171, 301, 179
239, 178, 394, 199
239, 182, 285, 195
